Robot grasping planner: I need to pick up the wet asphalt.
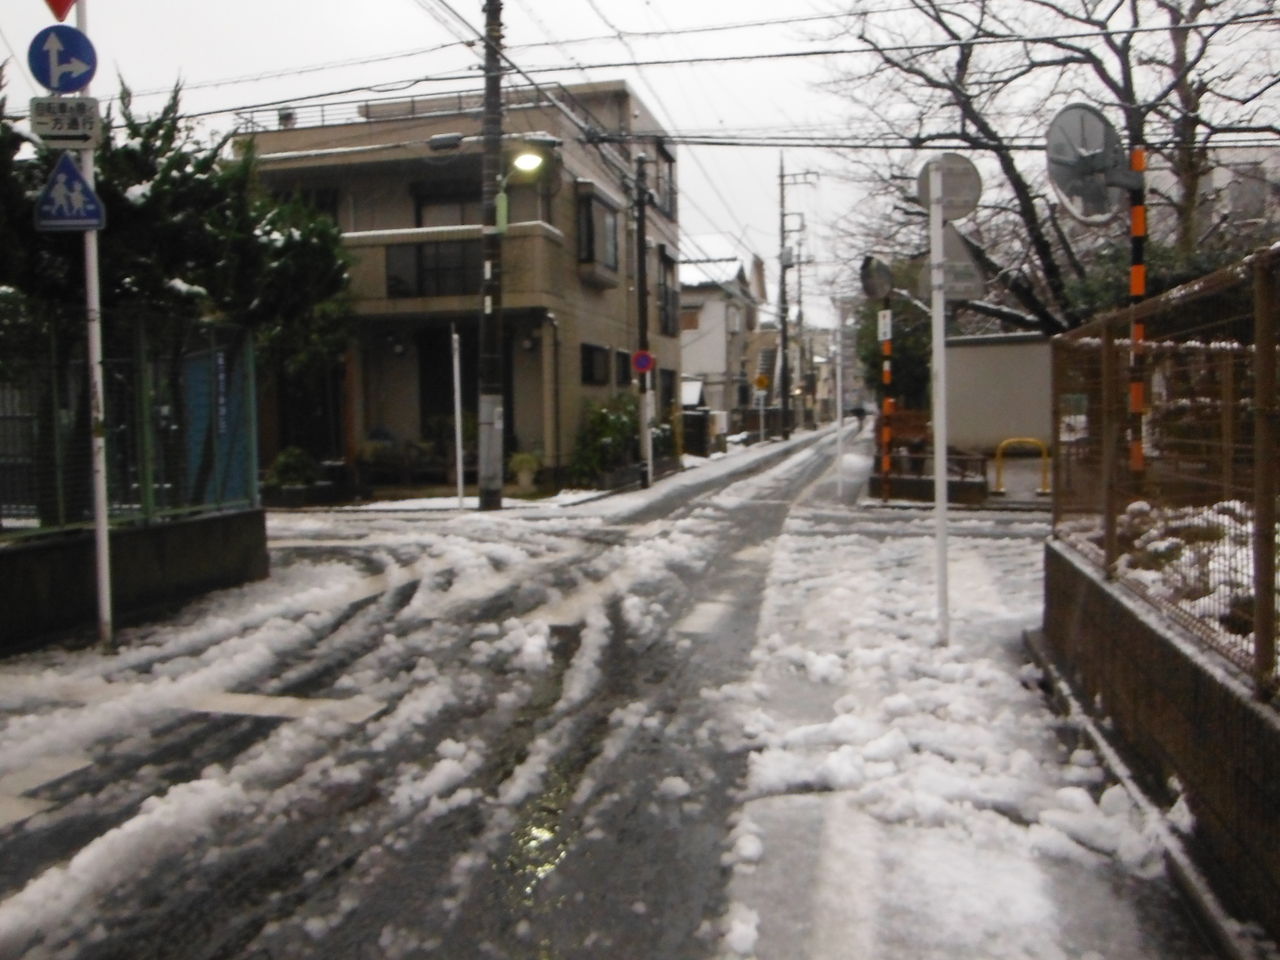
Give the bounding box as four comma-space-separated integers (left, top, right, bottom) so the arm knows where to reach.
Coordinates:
0, 428, 1230, 959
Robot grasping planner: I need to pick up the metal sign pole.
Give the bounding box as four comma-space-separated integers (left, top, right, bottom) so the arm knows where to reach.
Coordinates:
928, 159, 950, 646
76, 0, 111, 645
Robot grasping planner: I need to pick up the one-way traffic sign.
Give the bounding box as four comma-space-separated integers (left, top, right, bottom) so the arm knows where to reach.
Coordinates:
35, 151, 105, 232
30, 96, 102, 148
28, 25, 96, 94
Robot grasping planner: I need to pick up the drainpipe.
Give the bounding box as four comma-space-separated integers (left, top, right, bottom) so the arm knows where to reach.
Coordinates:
547, 311, 561, 488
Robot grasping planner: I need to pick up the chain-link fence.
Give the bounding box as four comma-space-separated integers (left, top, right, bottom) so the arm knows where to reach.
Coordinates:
0, 320, 259, 537
1052, 249, 1278, 696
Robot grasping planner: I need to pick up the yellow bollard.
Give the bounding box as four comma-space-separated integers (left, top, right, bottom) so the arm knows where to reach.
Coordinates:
992, 437, 1052, 496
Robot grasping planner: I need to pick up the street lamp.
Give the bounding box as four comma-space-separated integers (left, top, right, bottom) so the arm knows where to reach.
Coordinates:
496, 150, 544, 234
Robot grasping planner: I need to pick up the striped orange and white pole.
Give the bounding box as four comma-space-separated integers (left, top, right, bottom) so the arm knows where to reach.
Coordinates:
1128, 144, 1147, 478
878, 309, 893, 500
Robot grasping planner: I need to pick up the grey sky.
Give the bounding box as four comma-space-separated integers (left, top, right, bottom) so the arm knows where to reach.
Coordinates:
5, 0, 863, 325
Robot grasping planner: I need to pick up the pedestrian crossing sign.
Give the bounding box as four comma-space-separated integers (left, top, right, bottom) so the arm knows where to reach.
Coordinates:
35, 151, 105, 232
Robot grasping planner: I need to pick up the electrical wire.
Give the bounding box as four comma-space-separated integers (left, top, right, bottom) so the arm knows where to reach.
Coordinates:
63, 7, 1278, 129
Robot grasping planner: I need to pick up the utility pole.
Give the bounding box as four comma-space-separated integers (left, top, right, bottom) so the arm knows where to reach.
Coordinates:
477, 0, 505, 510
636, 154, 653, 487
795, 237, 814, 427
777, 156, 816, 440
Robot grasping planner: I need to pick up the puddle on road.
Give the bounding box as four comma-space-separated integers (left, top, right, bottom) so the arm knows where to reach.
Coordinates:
497, 749, 582, 958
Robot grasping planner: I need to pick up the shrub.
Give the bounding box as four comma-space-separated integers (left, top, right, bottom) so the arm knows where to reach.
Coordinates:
265, 446, 321, 487
569, 393, 638, 486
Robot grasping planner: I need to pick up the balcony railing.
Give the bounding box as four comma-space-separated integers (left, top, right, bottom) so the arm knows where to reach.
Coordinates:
342, 222, 565, 307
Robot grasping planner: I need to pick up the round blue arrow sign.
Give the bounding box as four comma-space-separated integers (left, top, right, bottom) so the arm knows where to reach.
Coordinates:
28, 25, 97, 94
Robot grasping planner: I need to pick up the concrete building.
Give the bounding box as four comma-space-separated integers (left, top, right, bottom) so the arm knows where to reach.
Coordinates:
240, 81, 680, 484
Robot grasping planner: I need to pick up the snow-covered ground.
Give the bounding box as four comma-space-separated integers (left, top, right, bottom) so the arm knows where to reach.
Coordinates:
0, 428, 1266, 959
707, 495, 1204, 958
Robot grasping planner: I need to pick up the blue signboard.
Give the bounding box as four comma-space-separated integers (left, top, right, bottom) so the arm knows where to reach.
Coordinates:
28, 25, 97, 94
35, 152, 105, 232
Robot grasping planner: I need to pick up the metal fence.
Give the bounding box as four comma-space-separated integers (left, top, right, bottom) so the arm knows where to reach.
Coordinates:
0, 320, 259, 538
1052, 249, 1278, 697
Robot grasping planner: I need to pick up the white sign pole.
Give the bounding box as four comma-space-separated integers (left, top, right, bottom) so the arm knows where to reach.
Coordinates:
77, 0, 112, 645
835, 327, 844, 500
452, 324, 465, 510
928, 159, 950, 646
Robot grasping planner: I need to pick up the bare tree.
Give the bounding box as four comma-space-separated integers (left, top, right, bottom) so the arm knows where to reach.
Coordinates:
825, 0, 1280, 332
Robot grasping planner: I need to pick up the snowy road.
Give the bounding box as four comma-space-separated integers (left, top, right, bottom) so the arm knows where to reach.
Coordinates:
0, 429, 1222, 959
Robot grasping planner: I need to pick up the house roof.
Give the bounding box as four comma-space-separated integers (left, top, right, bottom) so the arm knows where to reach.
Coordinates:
680, 233, 765, 299
679, 258, 744, 288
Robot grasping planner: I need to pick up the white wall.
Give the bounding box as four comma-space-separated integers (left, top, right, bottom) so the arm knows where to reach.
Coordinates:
945, 335, 1052, 451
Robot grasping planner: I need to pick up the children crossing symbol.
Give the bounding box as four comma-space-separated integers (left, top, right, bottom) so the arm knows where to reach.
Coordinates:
35, 151, 105, 232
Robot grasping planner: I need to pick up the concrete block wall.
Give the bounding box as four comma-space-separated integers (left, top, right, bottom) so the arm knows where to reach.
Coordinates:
1043, 540, 1280, 943
1, 510, 269, 650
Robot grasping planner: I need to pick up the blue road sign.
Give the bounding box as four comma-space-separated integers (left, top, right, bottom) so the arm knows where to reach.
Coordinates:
28, 25, 97, 94
35, 152, 105, 232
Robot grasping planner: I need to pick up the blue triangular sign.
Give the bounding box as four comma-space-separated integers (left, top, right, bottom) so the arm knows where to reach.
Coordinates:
35, 151, 105, 232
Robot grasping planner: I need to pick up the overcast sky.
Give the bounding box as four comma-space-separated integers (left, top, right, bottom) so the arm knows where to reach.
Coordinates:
4, 0, 871, 326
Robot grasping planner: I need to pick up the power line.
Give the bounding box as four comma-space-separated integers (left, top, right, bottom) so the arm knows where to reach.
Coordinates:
575, 0, 753, 246
97, 11, 853, 104
72, 7, 1280, 126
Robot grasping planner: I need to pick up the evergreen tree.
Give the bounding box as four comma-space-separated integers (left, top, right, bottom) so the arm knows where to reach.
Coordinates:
0, 77, 350, 516
0, 79, 350, 370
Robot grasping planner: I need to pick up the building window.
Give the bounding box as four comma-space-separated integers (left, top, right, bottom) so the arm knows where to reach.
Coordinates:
412, 160, 481, 226
1229, 163, 1266, 220
658, 368, 677, 418
577, 187, 619, 270
581, 344, 611, 385
658, 245, 679, 337
386, 240, 482, 298
417, 196, 481, 227
653, 143, 677, 219
615, 350, 632, 386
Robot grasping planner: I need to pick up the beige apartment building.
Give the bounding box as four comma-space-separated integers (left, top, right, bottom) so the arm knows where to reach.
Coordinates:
241, 80, 681, 484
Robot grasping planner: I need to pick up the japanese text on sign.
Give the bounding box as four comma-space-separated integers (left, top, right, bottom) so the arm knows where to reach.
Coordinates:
30, 96, 102, 147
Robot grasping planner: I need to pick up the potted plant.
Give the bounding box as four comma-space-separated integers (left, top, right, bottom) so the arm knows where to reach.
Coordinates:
507, 449, 542, 494
262, 446, 325, 507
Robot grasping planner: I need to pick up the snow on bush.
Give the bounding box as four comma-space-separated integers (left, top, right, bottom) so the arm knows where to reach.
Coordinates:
1061, 498, 1273, 639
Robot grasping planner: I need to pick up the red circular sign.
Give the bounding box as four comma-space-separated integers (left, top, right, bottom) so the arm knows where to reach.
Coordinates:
632, 350, 654, 373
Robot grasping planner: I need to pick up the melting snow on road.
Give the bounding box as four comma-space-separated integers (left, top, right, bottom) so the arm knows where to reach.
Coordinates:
709, 505, 1215, 959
